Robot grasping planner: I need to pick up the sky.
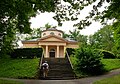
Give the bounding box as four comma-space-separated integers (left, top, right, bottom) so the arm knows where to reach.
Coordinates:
30, 12, 102, 36
29, 1, 109, 36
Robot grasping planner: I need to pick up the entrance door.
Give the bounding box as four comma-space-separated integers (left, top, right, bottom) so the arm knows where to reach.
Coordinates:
49, 49, 55, 57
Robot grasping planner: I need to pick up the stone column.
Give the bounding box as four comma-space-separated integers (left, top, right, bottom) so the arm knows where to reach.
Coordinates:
45, 45, 49, 58
64, 46, 66, 58
57, 45, 59, 58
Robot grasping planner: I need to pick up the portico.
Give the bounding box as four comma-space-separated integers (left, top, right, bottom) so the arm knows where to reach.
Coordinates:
41, 45, 66, 58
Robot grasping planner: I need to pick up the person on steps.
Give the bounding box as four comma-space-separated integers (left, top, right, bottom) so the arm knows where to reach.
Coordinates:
42, 61, 49, 78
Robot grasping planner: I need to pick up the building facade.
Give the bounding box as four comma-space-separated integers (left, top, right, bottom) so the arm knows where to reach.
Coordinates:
22, 28, 79, 58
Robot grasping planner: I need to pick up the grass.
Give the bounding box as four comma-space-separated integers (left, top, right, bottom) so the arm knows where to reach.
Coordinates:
93, 74, 120, 84
101, 59, 120, 71
93, 59, 120, 84
0, 79, 23, 84
0, 58, 39, 79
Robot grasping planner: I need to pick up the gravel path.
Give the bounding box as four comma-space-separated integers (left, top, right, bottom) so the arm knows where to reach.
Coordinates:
1, 69, 120, 84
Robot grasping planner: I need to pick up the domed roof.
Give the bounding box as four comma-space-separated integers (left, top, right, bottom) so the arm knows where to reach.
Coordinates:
42, 27, 63, 34
46, 28, 57, 31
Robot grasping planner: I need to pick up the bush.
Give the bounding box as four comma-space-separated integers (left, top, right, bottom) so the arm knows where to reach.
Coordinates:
73, 46, 105, 75
10, 48, 43, 59
99, 50, 116, 59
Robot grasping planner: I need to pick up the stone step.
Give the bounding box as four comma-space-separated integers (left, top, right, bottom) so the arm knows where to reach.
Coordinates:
43, 58, 69, 64
40, 76, 75, 80
49, 64, 72, 69
39, 57, 75, 80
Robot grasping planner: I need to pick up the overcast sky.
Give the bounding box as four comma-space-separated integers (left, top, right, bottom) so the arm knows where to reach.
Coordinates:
30, 1, 109, 36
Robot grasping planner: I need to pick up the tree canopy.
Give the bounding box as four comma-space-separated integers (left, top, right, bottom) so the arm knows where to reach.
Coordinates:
0, 0, 59, 56
0, 0, 120, 57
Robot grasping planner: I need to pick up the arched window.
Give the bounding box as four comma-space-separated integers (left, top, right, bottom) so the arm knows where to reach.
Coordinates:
58, 33, 61, 36
43, 33, 46, 36
50, 32, 54, 35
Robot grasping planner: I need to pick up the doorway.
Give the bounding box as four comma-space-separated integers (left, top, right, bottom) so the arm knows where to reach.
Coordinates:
49, 49, 55, 58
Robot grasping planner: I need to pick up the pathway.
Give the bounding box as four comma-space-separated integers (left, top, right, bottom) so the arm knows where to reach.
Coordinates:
1, 69, 120, 84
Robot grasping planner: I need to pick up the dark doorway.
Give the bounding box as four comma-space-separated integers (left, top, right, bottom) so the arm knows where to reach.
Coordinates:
49, 49, 55, 57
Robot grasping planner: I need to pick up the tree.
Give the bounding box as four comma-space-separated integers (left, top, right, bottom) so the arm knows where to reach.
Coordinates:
45, 23, 52, 30
89, 25, 114, 51
24, 28, 42, 40
77, 34, 88, 45
0, 0, 60, 56
69, 29, 80, 41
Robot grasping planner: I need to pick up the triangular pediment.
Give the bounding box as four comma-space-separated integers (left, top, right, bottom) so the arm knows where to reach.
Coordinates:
38, 35, 67, 42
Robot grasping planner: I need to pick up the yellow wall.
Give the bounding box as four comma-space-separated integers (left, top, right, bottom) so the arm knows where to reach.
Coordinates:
38, 42, 66, 46
22, 43, 38, 48
66, 43, 79, 48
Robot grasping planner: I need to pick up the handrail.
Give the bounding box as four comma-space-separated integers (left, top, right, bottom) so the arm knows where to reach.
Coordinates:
39, 51, 44, 69
66, 50, 73, 69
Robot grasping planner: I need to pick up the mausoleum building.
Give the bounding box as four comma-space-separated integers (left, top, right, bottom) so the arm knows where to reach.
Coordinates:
22, 28, 78, 58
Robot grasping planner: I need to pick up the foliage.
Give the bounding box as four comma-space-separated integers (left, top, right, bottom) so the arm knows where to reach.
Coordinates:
45, 23, 52, 30
63, 32, 70, 38
0, 0, 59, 57
100, 50, 116, 59
93, 74, 120, 84
10, 48, 43, 59
89, 25, 114, 51
73, 46, 105, 75
0, 58, 39, 78
0, 79, 23, 84
69, 29, 80, 41
24, 28, 42, 40
101, 59, 120, 71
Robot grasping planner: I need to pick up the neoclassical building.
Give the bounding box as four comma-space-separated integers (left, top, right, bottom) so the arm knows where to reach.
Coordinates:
22, 28, 78, 58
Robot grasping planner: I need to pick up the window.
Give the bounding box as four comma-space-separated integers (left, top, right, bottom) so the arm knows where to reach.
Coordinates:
58, 33, 61, 36
43, 33, 46, 36
50, 32, 54, 35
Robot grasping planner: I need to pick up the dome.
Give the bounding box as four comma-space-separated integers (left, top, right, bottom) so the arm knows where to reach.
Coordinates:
41, 28, 63, 37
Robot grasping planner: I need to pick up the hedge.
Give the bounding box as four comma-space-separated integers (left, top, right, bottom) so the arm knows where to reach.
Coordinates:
10, 48, 43, 59
97, 49, 116, 59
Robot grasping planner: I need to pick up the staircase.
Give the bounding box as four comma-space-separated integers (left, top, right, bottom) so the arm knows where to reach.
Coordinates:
39, 57, 75, 80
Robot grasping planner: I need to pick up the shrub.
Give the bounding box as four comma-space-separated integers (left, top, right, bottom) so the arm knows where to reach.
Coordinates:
102, 50, 116, 59
73, 46, 105, 75
10, 48, 43, 59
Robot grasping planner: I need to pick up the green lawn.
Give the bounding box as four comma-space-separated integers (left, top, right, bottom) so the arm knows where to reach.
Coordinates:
0, 58, 39, 78
93, 59, 120, 84
0, 79, 23, 84
101, 59, 120, 71
93, 74, 120, 84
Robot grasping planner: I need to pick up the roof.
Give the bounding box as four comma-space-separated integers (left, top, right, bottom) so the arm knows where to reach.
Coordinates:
65, 38, 78, 42
22, 35, 78, 44
22, 38, 38, 43
42, 28, 63, 34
